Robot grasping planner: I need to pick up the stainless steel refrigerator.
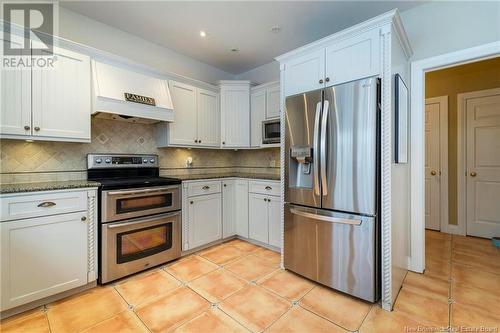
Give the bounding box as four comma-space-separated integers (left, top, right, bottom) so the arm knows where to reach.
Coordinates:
284, 76, 380, 302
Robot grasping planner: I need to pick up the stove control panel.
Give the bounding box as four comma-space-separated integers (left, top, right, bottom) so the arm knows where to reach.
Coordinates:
87, 154, 159, 169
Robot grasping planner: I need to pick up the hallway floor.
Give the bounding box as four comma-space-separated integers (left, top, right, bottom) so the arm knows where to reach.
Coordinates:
2, 234, 499, 333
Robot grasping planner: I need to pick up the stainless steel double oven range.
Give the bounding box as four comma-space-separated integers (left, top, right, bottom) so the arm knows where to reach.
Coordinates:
87, 154, 182, 283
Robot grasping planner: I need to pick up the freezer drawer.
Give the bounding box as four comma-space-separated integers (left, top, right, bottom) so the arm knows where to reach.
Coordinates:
284, 204, 378, 302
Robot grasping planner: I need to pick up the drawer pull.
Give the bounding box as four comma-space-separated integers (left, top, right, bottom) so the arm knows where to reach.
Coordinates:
81, 216, 87, 222
202, 186, 210, 190
37, 201, 56, 208
265, 186, 272, 190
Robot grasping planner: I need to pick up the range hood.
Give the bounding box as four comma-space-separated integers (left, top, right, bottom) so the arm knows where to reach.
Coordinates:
91, 60, 174, 123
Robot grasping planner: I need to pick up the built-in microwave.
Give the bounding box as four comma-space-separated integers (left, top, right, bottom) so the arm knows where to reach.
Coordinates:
262, 119, 280, 144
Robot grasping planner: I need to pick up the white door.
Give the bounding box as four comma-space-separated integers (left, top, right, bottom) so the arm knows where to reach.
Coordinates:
221, 88, 250, 148
168, 81, 198, 146
197, 88, 220, 147
424, 98, 443, 230
0, 37, 31, 137
249, 193, 269, 244
266, 85, 281, 119
267, 196, 281, 248
466, 89, 500, 238
31, 46, 91, 141
283, 49, 325, 97
325, 28, 380, 86
1, 212, 88, 311
222, 180, 236, 238
250, 89, 266, 147
188, 193, 222, 248
234, 179, 249, 238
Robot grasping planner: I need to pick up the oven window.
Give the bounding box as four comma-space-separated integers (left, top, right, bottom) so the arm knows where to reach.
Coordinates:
265, 122, 280, 138
116, 193, 173, 214
116, 223, 172, 264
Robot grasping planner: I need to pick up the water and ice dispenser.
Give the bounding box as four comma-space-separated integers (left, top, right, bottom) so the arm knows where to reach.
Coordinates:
289, 145, 314, 188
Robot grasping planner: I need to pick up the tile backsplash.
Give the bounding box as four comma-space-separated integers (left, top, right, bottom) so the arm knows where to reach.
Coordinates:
0, 118, 279, 183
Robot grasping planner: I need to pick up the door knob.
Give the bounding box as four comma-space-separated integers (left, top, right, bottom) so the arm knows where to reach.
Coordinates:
319, 79, 324, 84
470, 172, 477, 177
430, 170, 437, 176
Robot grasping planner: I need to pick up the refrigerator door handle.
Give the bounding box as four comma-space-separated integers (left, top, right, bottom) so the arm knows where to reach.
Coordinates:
320, 100, 329, 196
290, 208, 362, 226
313, 101, 322, 196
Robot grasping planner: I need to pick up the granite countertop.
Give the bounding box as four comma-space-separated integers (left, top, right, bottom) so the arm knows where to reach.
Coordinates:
0, 180, 101, 194
175, 172, 280, 181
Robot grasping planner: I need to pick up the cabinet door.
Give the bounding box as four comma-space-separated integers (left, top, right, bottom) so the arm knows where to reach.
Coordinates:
266, 85, 281, 119
283, 49, 325, 97
188, 193, 222, 249
268, 196, 281, 248
31, 46, 91, 141
0, 38, 31, 137
325, 28, 381, 86
1, 212, 88, 311
222, 180, 236, 238
197, 88, 220, 147
250, 90, 266, 147
221, 88, 250, 148
235, 179, 249, 238
168, 81, 198, 146
248, 193, 269, 244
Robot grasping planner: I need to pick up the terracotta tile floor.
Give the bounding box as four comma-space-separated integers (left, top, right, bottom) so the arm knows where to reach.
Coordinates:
2, 233, 499, 333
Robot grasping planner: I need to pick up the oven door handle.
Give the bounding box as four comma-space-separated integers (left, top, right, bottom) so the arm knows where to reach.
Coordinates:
106, 211, 180, 229
105, 187, 175, 196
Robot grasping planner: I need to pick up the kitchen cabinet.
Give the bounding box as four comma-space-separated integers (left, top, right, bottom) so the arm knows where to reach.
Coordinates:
248, 180, 281, 247
250, 89, 266, 147
249, 193, 269, 244
250, 82, 280, 147
279, 28, 380, 97
158, 81, 219, 148
0, 188, 98, 312
267, 196, 281, 248
234, 179, 249, 238
187, 193, 222, 249
266, 84, 281, 119
0, 44, 91, 142
219, 81, 250, 148
222, 180, 236, 238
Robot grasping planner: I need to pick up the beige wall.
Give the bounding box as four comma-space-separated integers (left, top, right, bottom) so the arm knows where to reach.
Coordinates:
425, 57, 500, 225
0, 118, 279, 184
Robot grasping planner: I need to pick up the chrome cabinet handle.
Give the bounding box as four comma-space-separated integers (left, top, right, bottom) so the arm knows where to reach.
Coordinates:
37, 201, 56, 208
202, 185, 210, 190
313, 101, 322, 196
320, 100, 329, 196
265, 186, 272, 190
24, 125, 30, 130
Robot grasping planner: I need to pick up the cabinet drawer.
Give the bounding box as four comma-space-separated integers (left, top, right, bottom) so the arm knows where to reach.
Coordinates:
1, 190, 88, 222
187, 181, 222, 197
248, 180, 280, 196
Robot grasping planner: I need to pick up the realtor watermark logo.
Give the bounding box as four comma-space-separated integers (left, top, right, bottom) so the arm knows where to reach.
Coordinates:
2, 1, 58, 69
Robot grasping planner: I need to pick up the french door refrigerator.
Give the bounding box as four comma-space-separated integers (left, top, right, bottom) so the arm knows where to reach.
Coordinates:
284, 76, 380, 302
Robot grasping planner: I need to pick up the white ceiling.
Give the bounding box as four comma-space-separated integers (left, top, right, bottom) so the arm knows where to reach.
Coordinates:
61, 1, 423, 74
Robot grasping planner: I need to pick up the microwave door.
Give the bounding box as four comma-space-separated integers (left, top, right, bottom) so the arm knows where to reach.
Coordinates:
321, 78, 378, 215
285, 89, 323, 208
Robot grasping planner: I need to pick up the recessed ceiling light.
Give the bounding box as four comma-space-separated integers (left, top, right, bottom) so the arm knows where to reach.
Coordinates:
270, 26, 281, 34
199, 31, 207, 38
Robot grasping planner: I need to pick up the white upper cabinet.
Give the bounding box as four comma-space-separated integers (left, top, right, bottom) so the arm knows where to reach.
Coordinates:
32, 47, 91, 141
325, 28, 380, 86
266, 84, 281, 119
220, 81, 250, 148
157, 82, 219, 148
250, 89, 266, 147
168, 81, 198, 146
282, 49, 325, 97
197, 88, 220, 147
278, 27, 382, 97
0, 44, 91, 142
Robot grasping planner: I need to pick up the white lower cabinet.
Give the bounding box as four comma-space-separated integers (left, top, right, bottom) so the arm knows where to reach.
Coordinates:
0, 188, 98, 312
248, 180, 281, 248
234, 180, 249, 238
187, 192, 222, 249
267, 196, 281, 248
249, 193, 269, 243
222, 180, 236, 238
